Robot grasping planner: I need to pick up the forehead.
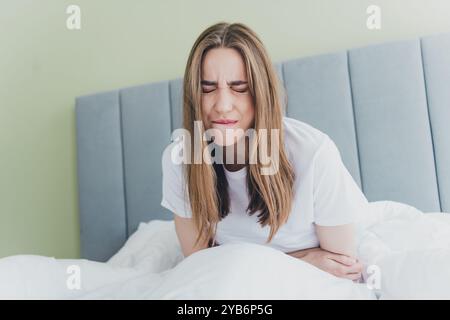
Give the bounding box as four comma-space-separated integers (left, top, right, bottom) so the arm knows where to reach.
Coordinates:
201, 48, 247, 80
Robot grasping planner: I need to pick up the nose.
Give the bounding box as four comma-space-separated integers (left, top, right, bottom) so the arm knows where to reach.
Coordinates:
214, 87, 233, 113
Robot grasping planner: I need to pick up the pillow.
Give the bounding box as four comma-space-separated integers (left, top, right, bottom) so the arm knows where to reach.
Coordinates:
107, 220, 184, 273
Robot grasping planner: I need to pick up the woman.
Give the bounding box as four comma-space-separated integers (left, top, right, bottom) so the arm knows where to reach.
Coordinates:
161, 22, 366, 281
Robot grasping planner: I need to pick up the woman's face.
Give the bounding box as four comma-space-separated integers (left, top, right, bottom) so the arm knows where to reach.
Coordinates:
201, 47, 255, 146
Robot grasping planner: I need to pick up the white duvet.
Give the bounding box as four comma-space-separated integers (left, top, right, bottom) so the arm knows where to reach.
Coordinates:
0, 201, 449, 299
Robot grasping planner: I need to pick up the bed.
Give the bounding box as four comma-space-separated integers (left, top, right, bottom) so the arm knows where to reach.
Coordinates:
1, 32, 450, 299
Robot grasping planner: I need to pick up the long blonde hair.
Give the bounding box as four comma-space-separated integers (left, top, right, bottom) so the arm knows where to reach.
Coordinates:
182, 22, 295, 247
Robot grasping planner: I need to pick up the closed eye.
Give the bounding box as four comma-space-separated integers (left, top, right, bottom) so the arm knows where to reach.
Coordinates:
200, 81, 249, 94
231, 85, 249, 93
202, 85, 216, 93
233, 88, 248, 93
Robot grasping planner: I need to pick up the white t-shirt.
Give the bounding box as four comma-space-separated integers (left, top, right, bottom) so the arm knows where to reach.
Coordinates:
161, 116, 369, 253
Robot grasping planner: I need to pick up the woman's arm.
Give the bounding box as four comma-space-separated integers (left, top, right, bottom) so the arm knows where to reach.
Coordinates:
314, 222, 357, 259
173, 214, 210, 257
287, 224, 362, 281
286, 222, 357, 260
286, 247, 321, 259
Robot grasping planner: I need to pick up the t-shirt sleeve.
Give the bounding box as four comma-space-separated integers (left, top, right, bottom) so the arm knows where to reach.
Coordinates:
160, 143, 193, 218
312, 135, 368, 226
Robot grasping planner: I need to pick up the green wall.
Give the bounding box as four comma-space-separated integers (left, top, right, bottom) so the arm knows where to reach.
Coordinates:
1, 0, 450, 259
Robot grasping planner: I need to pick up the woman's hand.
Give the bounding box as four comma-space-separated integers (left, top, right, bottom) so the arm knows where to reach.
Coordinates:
291, 248, 363, 281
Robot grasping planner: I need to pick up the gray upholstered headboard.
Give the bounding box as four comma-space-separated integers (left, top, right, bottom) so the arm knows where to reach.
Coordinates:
76, 33, 450, 262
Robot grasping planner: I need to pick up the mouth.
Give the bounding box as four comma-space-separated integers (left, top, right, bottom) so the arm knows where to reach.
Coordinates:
212, 119, 238, 126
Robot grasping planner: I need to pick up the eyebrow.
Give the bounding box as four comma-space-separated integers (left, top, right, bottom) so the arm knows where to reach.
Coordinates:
201, 80, 248, 86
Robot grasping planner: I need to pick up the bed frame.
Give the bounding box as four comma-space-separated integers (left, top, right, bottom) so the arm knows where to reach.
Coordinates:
76, 33, 450, 262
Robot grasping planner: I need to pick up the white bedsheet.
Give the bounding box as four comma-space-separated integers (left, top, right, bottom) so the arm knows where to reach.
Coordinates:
0, 201, 449, 299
